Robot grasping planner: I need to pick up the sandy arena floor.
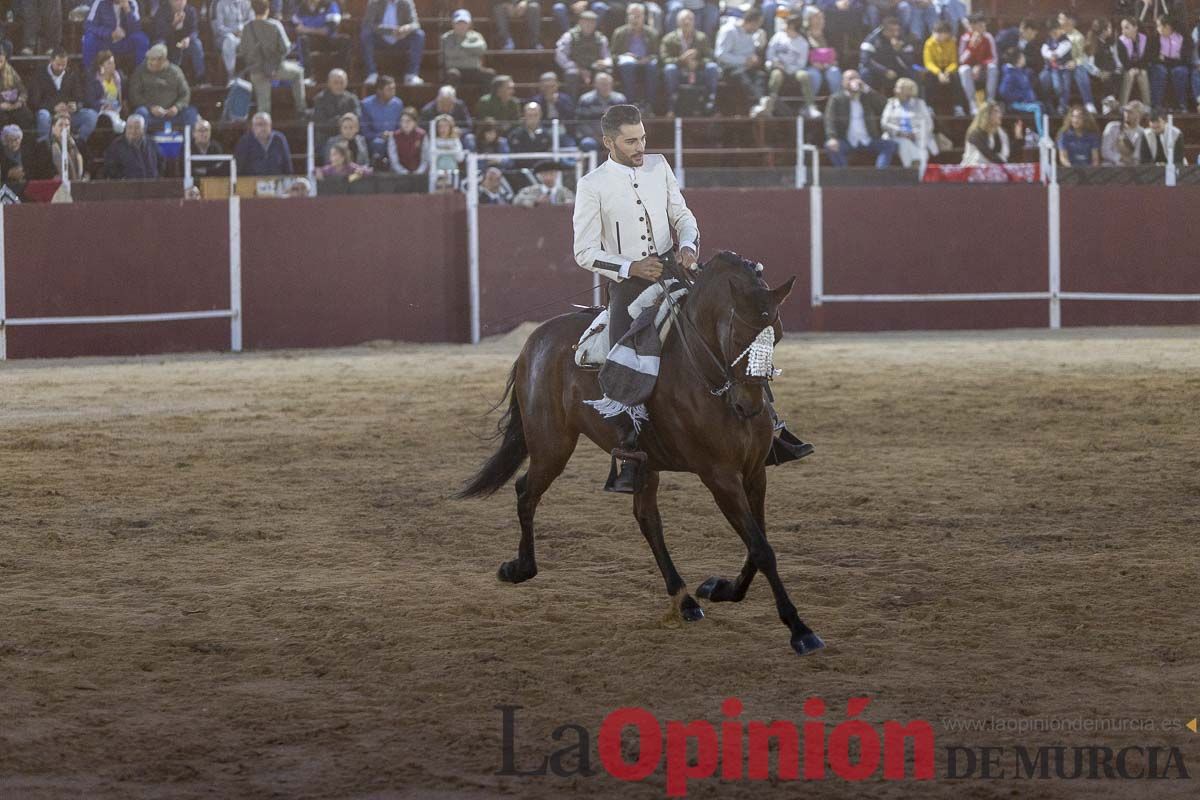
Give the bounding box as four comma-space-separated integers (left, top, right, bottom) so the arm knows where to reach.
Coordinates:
2, 326, 1199, 799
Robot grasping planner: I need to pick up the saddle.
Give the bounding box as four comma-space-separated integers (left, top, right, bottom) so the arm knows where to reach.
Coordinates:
572, 281, 688, 369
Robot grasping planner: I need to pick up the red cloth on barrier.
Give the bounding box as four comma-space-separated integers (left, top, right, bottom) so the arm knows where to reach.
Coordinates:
22, 179, 63, 202
922, 164, 1040, 183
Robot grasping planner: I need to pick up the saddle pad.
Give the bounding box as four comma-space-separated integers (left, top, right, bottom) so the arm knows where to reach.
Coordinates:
573, 281, 687, 368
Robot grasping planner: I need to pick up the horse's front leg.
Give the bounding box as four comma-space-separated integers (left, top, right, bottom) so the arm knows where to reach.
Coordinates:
696, 469, 764, 603
634, 471, 704, 622
699, 468, 824, 655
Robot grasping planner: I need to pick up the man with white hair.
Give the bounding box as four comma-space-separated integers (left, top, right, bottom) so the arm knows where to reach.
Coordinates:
212, 0, 254, 81
129, 43, 198, 131
234, 111, 294, 174
1, 126, 27, 187
660, 8, 718, 114
420, 85, 475, 148
576, 70, 626, 148
312, 68, 362, 134
103, 113, 161, 178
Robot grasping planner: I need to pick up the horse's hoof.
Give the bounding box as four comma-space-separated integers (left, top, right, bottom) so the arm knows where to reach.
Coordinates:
696, 576, 733, 602
791, 631, 826, 656
497, 559, 536, 584
679, 596, 705, 622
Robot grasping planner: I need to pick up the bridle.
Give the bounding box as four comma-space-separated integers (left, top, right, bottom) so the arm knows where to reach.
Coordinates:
657, 261, 778, 407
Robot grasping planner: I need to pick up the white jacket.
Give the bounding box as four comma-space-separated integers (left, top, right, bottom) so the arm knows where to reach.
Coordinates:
573, 154, 699, 282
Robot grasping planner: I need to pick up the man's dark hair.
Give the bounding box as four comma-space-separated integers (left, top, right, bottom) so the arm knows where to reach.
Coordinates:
377, 74, 397, 90
968, 11, 985, 24
933, 21, 952, 34
1019, 17, 1040, 31
601, 104, 642, 139
49, 47, 68, 60
743, 8, 763, 24
251, 0, 270, 15
1059, 10, 1076, 22
881, 16, 900, 28
1147, 108, 1167, 122
1002, 46, 1022, 65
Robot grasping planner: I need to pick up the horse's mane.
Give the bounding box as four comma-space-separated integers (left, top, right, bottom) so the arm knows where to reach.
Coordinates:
689, 251, 766, 297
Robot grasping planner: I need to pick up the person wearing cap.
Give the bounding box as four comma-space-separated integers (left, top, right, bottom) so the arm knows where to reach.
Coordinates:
1100, 100, 1145, 166
572, 103, 697, 491
441, 10, 494, 88
129, 42, 198, 131
556, 9, 614, 97
514, 160, 575, 206
361, 0, 425, 86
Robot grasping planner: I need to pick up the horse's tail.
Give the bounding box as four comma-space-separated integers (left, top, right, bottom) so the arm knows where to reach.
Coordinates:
457, 364, 528, 499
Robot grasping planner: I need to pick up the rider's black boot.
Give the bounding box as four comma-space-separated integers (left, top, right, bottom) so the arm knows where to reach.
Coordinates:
604, 417, 647, 494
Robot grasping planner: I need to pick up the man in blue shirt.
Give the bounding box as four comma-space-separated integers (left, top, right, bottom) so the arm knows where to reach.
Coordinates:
234, 111, 294, 174
293, 0, 349, 71
360, 75, 404, 158
83, 0, 151, 68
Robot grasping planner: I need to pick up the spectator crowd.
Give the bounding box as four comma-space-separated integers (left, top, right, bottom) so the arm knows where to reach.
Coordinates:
0, 0, 1196, 197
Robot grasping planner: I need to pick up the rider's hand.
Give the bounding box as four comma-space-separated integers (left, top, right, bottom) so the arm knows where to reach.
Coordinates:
679, 247, 698, 272
628, 256, 663, 281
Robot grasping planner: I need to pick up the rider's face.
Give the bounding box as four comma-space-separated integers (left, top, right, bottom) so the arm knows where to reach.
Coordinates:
605, 122, 646, 167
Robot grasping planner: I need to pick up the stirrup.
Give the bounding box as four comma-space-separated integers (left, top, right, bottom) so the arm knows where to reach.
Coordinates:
604, 448, 647, 494
766, 427, 814, 467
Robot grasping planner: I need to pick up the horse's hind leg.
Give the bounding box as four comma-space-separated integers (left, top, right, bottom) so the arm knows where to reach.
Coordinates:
696, 471, 764, 603
497, 433, 577, 584
700, 468, 824, 655
634, 472, 704, 622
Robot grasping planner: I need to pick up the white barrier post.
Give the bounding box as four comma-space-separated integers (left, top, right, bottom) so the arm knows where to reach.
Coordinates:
467, 152, 481, 344
59, 125, 71, 190
807, 144, 823, 307
229, 196, 243, 352
1046, 140, 1061, 330
306, 120, 316, 194
0, 205, 6, 360
674, 115, 685, 188
183, 124, 193, 189
795, 116, 805, 188
1166, 113, 1177, 187
552, 118, 561, 158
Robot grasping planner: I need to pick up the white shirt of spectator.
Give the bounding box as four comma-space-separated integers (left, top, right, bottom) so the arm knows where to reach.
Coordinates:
847, 97, 871, 148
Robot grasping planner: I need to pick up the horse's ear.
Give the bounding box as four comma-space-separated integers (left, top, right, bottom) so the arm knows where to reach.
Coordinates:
770, 276, 797, 306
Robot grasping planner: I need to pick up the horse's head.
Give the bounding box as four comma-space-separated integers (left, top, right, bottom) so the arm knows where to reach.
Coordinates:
690, 251, 797, 419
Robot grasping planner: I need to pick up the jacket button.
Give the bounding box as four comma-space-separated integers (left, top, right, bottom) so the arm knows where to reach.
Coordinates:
641, 235, 646, 239
639, 217, 644, 221
633, 183, 638, 188
641, 251, 647, 256
636, 199, 641, 204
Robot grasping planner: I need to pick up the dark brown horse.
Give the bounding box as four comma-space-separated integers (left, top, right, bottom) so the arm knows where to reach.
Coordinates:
458, 252, 824, 655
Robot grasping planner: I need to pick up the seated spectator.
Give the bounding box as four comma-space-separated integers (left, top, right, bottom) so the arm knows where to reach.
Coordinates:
660, 8, 718, 115
420, 85, 476, 150
83, 0, 150, 69
1056, 104, 1100, 166
1192, 18, 1200, 112
318, 141, 372, 180
958, 12, 998, 115
33, 113, 85, 180
33, 48, 98, 142
103, 113, 160, 177
1, 125, 28, 188
514, 160, 575, 206
716, 7, 766, 112
998, 48, 1045, 138
18, 0, 62, 56
235, 112, 293, 174
1139, 108, 1184, 164
1117, 16, 1152, 107
818, 0, 866, 56
239, 0, 307, 117
153, 0, 205, 84
996, 17, 1044, 77
493, 0, 543, 50
130, 44, 198, 132
532, 71, 577, 123
1085, 18, 1121, 107
323, 111, 370, 165
426, 113, 465, 175
388, 107, 427, 173
803, 7, 842, 97
556, 10, 613, 97
361, 75, 404, 158
509, 101, 553, 152
292, 0, 349, 72
361, 0, 425, 86
765, 13, 821, 119
859, 15, 919, 100
880, 76, 937, 167
960, 100, 1013, 164
190, 117, 228, 177
312, 68, 361, 136
476, 74, 522, 123
577, 71, 626, 148
474, 118, 512, 167
1150, 16, 1189, 112
612, 4, 660, 110
823, 69, 896, 167
663, 0, 717, 39
908, 0, 965, 42
86, 49, 127, 133
212, 0, 254, 82
0, 50, 34, 131
552, 1, 622, 39
478, 165, 513, 203
864, 1, 911, 35
442, 9, 494, 88
1039, 16, 1074, 115
1056, 11, 1095, 114
1101, 100, 1145, 165
923, 20, 964, 114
